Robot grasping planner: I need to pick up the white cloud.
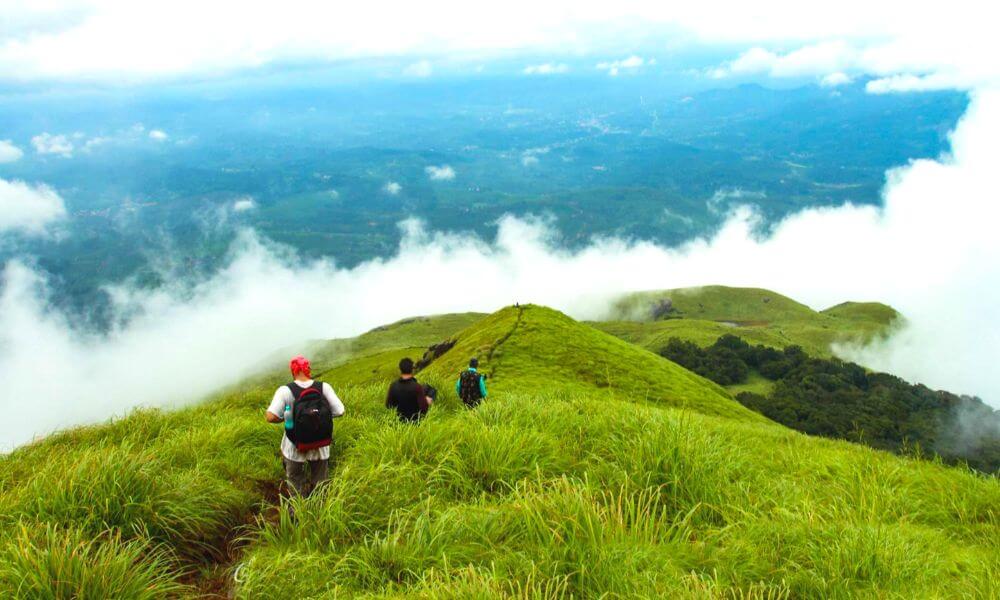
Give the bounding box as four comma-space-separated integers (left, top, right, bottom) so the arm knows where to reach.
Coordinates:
821, 71, 852, 87
709, 47, 774, 78
383, 181, 402, 195
81, 136, 112, 152
31, 133, 74, 157
403, 59, 433, 77
711, 41, 857, 79
0, 140, 24, 163
0, 2, 993, 86
520, 146, 550, 167
767, 41, 855, 77
708, 28, 995, 92
865, 73, 968, 94
232, 197, 256, 212
39, 126, 173, 154
707, 188, 765, 214
523, 62, 569, 75
662, 207, 694, 227
425, 165, 455, 180
0, 178, 67, 235
596, 55, 651, 76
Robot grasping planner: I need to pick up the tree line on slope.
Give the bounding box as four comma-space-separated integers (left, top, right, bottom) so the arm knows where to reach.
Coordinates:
660, 335, 1000, 473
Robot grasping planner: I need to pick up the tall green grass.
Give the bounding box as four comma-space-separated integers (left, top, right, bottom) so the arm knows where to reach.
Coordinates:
232, 390, 999, 599
0, 305, 996, 598
0, 525, 187, 599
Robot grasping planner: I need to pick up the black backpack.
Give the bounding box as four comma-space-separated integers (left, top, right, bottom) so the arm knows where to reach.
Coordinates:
287, 382, 333, 451
459, 370, 483, 407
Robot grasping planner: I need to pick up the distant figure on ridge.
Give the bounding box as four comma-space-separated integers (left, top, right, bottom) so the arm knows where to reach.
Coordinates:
456, 358, 488, 408
265, 355, 345, 496
386, 357, 434, 422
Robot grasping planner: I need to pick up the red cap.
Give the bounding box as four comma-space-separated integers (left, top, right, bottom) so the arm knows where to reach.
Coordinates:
289, 355, 311, 378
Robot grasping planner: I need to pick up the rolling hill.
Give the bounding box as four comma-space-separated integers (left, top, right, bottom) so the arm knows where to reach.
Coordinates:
597, 285, 900, 357
0, 299, 997, 599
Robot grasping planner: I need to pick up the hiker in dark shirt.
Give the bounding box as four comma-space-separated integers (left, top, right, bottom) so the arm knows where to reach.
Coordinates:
386, 357, 433, 422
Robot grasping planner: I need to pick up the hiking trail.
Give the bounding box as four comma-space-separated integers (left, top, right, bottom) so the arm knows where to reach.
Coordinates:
185, 479, 285, 599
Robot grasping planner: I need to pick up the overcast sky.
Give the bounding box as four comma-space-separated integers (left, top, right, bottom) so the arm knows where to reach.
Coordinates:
0, 1, 994, 89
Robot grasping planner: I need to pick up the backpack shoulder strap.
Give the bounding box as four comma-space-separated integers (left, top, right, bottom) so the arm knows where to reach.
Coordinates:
286, 382, 301, 399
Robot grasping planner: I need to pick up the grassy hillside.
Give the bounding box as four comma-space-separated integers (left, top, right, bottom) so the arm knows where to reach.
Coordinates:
821, 301, 900, 326
616, 286, 820, 323
598, 286, 900, 357
419, 305, 759, 421
322, 346, 427, 386
306, 312, 487, 372
1, 304, 997, 599
596, 318, 795, 355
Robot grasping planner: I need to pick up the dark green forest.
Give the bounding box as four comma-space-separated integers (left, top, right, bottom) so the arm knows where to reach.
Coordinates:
660, 335, 1000, 472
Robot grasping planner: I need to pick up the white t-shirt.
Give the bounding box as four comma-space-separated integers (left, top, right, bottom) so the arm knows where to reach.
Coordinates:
267, 380, 345, 462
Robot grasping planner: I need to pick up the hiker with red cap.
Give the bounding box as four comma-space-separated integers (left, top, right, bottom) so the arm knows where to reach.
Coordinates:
265, 355, 345, 496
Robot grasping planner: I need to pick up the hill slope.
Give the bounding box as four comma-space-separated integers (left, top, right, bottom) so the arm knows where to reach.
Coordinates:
418, 304, 759, 421
0, 303, 996, 599
821, 301, 900, 326
598, 285, 900, 357
308, 312, 487, 373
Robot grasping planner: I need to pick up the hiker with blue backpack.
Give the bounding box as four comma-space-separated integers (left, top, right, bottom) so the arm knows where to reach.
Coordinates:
456, 358, 488, 408
265, 355, 345, 496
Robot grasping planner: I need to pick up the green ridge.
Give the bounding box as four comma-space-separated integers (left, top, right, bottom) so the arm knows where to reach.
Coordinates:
421, 304, 759, 421
612, 286, 817, 322
821, 301, 901, 325
600, 285, 899, 357
595, 318, 795, 352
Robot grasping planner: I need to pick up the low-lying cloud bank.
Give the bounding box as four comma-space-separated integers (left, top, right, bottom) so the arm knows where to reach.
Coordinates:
425, 165, 456, 181
1, 89, 998, 449
0, 140, 23, 163
0, 178, 67, 235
